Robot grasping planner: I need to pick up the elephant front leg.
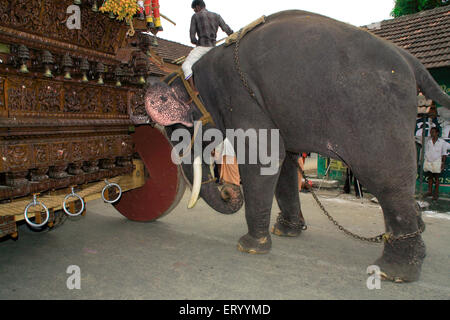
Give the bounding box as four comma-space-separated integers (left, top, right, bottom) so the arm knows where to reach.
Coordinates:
272, 152, 306, 237
237, 153, 285, 254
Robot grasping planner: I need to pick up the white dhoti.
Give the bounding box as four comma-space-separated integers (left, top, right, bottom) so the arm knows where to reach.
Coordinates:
181, 46, 213, 80
214, 138, 240, 186
423, 159, 442, 173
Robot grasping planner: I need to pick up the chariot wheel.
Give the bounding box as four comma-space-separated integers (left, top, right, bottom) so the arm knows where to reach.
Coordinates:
113, 125, 186, 222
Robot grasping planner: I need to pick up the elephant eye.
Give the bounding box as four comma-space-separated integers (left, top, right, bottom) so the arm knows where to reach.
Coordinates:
160, 95, 168, 102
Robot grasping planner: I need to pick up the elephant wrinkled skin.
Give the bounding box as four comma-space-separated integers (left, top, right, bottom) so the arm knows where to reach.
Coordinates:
142, 10, 450, 282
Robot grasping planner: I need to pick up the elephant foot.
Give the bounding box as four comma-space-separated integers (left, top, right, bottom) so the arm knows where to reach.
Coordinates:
271, 223, 302, 237
271, 213, 306, 237
237, 233, 272, 254
373, 236, 426, 283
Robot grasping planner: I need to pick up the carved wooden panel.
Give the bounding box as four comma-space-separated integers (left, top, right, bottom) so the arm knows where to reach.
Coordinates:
1, 135, 135, 173
0, 145, 5, 172
3, 74, 130, 118
85, 138, 104, 161
100, 88, 115, 114
119, 135, 134, 156
84, 87, 100, 113
63, 85, 83, 113
3, 144, 32, 172
0, 76, 5, 113
116, 92, 128, 115
129, 89, 149, 123
37, 80, 62, 113
33, 143, 50, 168
71, 141, 84, 162
0, 0, 126, 56
50, 142, 71, 165
104, 136, 116, 158
7, 76, 35, 112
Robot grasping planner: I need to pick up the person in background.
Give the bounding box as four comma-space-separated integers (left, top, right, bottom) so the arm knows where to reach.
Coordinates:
423, 127, 448, 200
343, 167, 363, 198
297, 153, 312, 192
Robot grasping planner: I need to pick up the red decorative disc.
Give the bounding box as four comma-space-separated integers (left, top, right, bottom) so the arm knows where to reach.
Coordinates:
113, 125, 185, 221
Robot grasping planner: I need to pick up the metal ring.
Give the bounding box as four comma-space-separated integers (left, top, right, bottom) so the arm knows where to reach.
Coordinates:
63, 188, 85, 217
101, 180, 122, 204
24, 196, 49, 228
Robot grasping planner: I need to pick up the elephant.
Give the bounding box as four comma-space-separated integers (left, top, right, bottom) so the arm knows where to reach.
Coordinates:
141, 10, 450, 282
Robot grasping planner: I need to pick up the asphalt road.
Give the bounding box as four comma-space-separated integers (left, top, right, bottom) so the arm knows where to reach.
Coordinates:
0, 189, 449, 300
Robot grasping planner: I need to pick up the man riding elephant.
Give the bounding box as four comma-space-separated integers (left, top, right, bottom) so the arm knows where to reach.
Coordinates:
182, 0, 234, 94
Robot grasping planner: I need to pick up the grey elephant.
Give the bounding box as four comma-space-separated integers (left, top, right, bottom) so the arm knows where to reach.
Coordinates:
141, 10, 450, 282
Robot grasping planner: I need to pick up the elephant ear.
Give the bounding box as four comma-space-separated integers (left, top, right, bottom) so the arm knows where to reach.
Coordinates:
144, 77, 194, 127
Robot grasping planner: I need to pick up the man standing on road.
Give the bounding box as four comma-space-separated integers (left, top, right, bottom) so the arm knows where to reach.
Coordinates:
423, 127, 448, 200
182, 0, 234, 93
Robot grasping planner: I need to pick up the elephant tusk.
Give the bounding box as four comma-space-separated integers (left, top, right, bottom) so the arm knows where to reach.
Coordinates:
187, 155, 202, 209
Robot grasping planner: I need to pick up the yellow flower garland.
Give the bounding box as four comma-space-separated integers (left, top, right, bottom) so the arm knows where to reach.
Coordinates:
100, 0, 139, 21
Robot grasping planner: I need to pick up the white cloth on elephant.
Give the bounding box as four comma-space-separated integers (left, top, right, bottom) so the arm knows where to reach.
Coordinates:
181, 46, 214, 80
214, 138, 235, 164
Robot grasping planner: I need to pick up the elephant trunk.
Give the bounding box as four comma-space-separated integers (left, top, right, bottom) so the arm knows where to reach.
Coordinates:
181, 162, 244, 214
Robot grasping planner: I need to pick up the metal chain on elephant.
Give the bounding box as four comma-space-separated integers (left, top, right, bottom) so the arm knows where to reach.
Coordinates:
233, 29, 258, 102
295, 159, 424, 244
232, 29, 424, 244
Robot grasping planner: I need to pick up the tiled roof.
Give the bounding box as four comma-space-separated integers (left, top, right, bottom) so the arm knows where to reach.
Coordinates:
153, 37, 193, 63
362, 6, 450, 68
147, 36, 193, 76
116, 35, 193, 77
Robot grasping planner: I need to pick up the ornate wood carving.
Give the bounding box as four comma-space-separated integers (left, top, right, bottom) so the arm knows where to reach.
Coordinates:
129, 89, 150, 123
4, 144, 32, 171
51, 142, 71, 164
71, 141, 84, 162
100, 88, 115, 114
2, 73, 130, 118
2, 135, 134, 168
116, 92, 128, 115
37, 81, 61, 113
33, 143, 50, 167
85, 88, 100, 113
0, 1, 151, 202
64, 85, 83, 113
0, 0, 126, 56
0, 76, 5, 114
7, 77, 35, 112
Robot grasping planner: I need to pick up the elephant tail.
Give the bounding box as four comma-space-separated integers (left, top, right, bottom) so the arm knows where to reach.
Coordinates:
397, 47, 450, 109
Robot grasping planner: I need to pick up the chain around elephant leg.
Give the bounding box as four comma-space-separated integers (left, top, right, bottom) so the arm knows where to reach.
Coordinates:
271, 212, 307, 237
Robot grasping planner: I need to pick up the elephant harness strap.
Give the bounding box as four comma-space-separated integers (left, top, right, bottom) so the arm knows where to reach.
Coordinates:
164, 70, 215, 126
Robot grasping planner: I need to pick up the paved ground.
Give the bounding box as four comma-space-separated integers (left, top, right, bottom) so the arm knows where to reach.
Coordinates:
0, 186, 449, 300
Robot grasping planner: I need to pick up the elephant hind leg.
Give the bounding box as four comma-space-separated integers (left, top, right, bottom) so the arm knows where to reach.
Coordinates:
372, 190, 426, 282
351, 143, 426, 282
272, 152, 306, 237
